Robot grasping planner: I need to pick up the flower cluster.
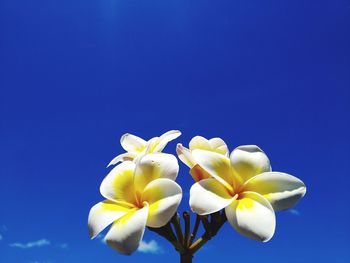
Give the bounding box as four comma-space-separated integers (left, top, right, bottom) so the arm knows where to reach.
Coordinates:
88, 132, 306, 255
177, 136, 306, 242
88, 131, 182, 254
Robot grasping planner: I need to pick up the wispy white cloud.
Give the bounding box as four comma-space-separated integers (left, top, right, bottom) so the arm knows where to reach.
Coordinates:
137, 240, 163, 254
9, 238, 68, 249
9, 239, 50, 249
56, 243, 68, 249
289, 209, 301, 216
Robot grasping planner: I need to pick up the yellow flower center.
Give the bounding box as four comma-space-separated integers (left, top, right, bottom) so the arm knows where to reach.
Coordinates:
134, 190, 144, 208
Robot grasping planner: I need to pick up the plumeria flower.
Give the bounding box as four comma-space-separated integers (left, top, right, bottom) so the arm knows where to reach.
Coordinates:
176, 136, 228, 181
88, 153, 182, 254
189, 145, 306, 242
108, 130, 181, 167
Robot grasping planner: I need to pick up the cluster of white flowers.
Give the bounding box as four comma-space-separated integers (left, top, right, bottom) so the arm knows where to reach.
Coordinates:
177, 136, 306, 242
88, 131, 306, 255
88, 130, 182, 255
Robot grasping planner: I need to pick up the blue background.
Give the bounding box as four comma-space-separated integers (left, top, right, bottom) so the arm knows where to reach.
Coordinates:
0, 0, 349, 262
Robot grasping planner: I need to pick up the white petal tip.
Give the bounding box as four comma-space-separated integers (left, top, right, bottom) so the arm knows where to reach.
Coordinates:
176, 143, 184, 152
262, 236, 273, 242
121, 133, 130, 139
170, 130, 181, 136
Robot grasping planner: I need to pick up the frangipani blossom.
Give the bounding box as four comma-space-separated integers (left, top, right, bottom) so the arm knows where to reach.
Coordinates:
189, 145, 306, 242
108, 130, 181, 167
176, 136, 228, 181
88, 153, 182, 254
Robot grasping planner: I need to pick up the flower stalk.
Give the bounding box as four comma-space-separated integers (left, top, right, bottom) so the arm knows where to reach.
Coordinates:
148, 211, 227, 263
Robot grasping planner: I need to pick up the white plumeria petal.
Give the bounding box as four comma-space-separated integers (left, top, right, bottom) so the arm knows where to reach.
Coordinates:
208, 138, 229, 156
189, 136, 229, 156
120, 133, 147, 153
142, 137, 159, 154
105, 204, 149, 255
134, 153, 179, 192
152, 130, 181, 152
230, 145, 271, 184
141, 178, 182, 227
192, 149, 234, 192
189, 136, 212, 150
225, 191, 276, 242
100, 161, 137, 205
88, 200, 131, 239
176, 143, 196, 168
243, 172, 306, 211
107, 152, 137, 167
190, 178, 234, 215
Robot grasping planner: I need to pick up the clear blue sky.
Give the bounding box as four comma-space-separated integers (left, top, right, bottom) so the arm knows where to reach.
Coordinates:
0, 0, 349, 262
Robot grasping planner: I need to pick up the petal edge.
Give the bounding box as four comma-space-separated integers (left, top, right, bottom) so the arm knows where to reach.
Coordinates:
225, 191, 276, 242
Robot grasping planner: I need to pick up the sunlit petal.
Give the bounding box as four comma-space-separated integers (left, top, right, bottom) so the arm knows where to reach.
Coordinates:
105, 204, 149, 255
192, 149, 234, 191
120, 133, 147, 153
134, 153, 179, 192
140, 137, 157, 153
189, 136, 228, 156
208, 137, 229, 156
88, 200, 131, 239
107, 152, 137, 167
243, 172, 306, 211
141, 178, 182, 227
176, 144, 196, 168
230, 145, 271, 184
189, 136, 212, 150
225, 191, 275, 242
190, 178, 234, 215
100, 161, 137, 205
152, 130, 181, 152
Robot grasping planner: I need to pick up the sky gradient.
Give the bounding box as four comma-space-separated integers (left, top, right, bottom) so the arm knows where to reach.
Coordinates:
0, 0, 349, 263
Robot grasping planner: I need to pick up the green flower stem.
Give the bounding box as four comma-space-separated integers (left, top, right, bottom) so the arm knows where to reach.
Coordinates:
188, 215, 200, 246
183, 211, 190, 247
149, 211, 227, 262
147, 221, 183, 253
188, 235, 209, 254
189, 211, 227, 254
171, 213, 184, 245
180, 252, 193, 263
199, 215, 211, 237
